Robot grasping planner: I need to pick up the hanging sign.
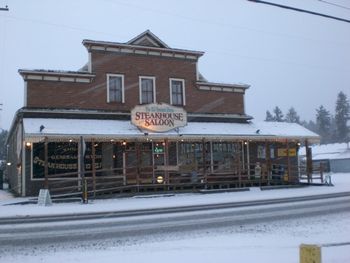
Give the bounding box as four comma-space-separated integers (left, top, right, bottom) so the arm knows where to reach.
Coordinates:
131, 103, 187, 132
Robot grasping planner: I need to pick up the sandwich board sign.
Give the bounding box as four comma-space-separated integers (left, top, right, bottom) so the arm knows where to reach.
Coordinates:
37, 189, 52, 206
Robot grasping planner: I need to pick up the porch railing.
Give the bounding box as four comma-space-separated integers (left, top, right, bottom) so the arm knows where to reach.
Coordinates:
44, 163, 326, 199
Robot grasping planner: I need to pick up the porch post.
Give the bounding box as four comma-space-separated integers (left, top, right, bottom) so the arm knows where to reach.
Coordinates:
44, 136, 48, 189
79, 136, 87, 203
286, 139, 291, 183
91, 138, 96, 198
136, 141, 140, 190
164, 139, 169, 186
305, 139, 312, 184
241, 141, 245, 174
238, 142, 242, 188
265, 140, 271, 185
202, 138, 207, 186
247, 141, 250, 175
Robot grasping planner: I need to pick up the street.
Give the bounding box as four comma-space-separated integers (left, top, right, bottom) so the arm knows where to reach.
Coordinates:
1, 194, 349, 249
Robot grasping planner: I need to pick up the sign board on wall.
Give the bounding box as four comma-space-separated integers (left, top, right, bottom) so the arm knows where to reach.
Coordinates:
277, 148, 297, 157
131, 103, 187, 132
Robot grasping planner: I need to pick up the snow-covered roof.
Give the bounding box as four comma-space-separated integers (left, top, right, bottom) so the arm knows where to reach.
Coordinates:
300, 142, 350, 160
22, 118, 319, 142
300, 143, 349, 155
312, 151, 350, 161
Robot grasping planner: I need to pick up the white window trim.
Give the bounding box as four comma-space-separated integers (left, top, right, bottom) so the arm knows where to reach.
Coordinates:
139, 76, 156, 104
169, 78, 186, 106
107, 73, 125, 103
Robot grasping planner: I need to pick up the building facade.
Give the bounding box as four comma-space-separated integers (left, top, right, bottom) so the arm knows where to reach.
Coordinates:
6, 30, 319, 197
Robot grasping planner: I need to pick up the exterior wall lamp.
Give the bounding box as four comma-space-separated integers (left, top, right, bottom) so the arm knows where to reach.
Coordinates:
156, 176, 164, 184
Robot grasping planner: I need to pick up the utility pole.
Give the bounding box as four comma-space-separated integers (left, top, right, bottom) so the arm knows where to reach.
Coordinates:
0, 5, 9, 11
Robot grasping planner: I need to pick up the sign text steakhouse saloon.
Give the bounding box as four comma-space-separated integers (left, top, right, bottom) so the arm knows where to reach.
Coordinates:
131, 103, 187, 132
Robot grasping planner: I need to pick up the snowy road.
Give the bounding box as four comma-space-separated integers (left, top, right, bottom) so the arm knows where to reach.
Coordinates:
1, 173, 350, 262
1, 195, 349, 249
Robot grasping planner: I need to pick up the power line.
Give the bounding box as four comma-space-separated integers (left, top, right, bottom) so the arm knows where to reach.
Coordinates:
318, 0, 350, 11
247, 0, 350, 23
3, 15, 122, 38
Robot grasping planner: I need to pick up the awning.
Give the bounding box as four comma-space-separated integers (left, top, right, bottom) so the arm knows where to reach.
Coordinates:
23, 118, 320, 143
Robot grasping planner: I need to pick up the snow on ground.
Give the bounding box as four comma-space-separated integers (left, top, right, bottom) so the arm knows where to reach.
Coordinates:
0, 172, 349, 217
0, 173, 349, 262
0, 210, 349, 263
0, 186, 14, 202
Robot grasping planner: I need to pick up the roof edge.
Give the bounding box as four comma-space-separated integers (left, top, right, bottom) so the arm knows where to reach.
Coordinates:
126, 30, 170, 48
18, 69, 95, 78
82, 39, 204, 57
197, 81, 250, 89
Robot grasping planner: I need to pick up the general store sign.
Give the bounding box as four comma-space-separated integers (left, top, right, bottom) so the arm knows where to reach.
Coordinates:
131, 103, 187, 132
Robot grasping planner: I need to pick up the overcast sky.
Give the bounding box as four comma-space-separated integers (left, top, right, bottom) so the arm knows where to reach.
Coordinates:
0, 0, 349, 130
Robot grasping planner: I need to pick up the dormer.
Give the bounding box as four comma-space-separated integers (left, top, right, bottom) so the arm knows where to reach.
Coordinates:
126, 30, 170, 48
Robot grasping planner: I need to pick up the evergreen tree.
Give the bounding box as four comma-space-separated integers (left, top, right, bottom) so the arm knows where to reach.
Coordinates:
316, 105, 331, 144
0, 129, 8, 161
334, 91, 350, 142
301, 120, 318, 134
285, 107, 300, 123
273, 106, 284, 122
265, 110, 274, 121
329, 116, 337, 143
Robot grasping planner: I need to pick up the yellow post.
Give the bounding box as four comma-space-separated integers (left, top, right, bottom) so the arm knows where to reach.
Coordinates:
300, 244, 321, 263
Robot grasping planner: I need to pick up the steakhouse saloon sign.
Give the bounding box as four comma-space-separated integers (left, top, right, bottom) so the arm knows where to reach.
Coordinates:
131, 103, 187, 132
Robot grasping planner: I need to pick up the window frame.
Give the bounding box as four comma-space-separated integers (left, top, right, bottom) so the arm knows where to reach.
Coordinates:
169, 78, 186, 106
107, 73, 125, 103
139, 76, 156, 104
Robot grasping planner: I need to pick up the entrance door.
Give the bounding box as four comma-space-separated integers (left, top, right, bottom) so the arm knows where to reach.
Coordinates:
153, 142, 166, 184
123, 143, 137, 184
139, 143, 153, 184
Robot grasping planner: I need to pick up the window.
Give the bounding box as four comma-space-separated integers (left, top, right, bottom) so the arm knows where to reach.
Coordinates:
139, 76, 156, 104
170, 79, 185, 106
107, 74, 124, 103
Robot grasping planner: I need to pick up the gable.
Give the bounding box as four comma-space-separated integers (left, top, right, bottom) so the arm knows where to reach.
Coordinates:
127, 30, 169, 48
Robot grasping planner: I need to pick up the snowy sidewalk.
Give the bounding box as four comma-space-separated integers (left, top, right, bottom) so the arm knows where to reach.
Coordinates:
1, 173, 349, 218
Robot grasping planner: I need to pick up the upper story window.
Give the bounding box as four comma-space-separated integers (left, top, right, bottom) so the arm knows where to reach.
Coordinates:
107, 74, 124, 103
170, 78, 185, 106
139, 76, 156, 104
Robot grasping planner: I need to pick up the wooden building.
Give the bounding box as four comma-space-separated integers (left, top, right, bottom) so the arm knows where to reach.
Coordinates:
6, 30, 319, 197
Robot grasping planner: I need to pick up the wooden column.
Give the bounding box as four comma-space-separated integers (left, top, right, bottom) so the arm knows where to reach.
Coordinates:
265, 140, 271, 185
305, 139, 312, 184
286, 139, 291, 183
44, 137, 48, 189
246, 141, 250, 175
202, 138, 207, 186
91, 139, 96, 198
79, 136, 87, 203
136, 141, 140, 189
164, 139, 169, 186
238, 142, 242, 188
241, 141, 245, 174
